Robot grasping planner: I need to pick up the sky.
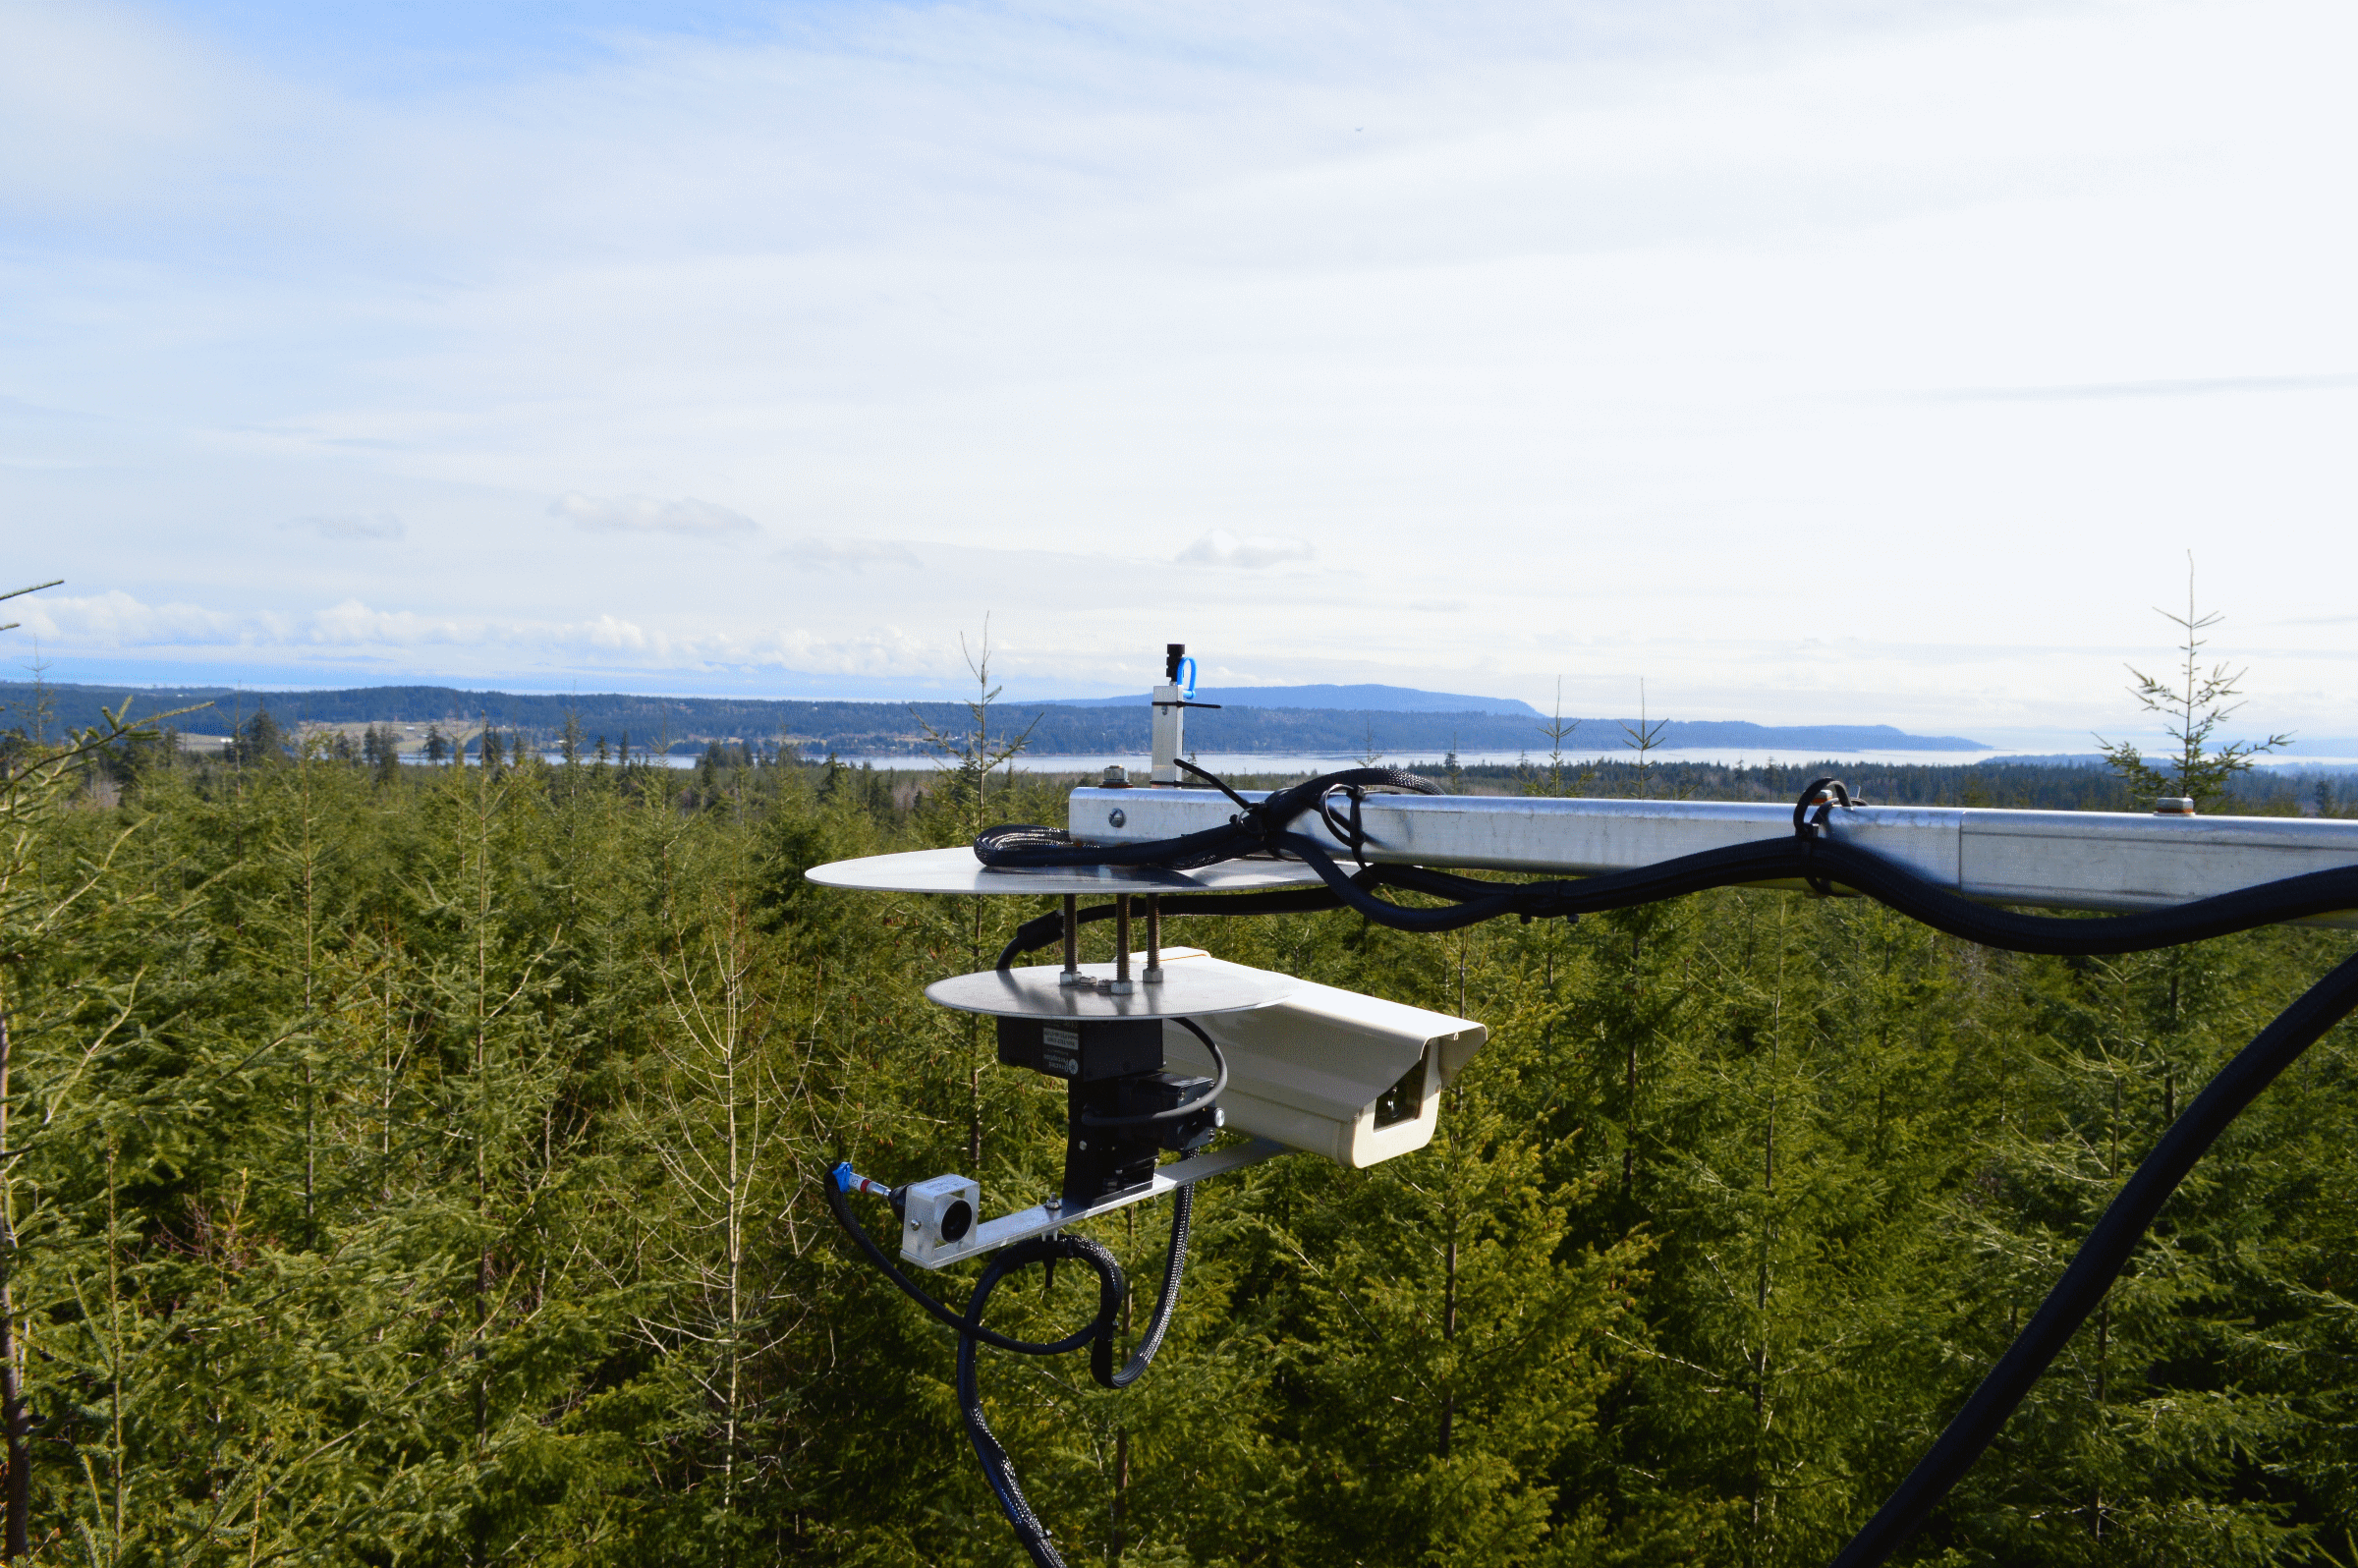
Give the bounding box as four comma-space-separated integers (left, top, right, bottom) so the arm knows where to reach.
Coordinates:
3, 0, 2353, 748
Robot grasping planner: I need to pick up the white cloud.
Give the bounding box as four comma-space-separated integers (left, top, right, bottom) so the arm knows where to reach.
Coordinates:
11, 588, 964, 686
1174, 531, 1316, 570
18, 590, 259, 646
588, 614, 656, 653
552, 493, 758, 537
307, 599, 468, 645
289, 512, 404, 540
773, 536, 920, 571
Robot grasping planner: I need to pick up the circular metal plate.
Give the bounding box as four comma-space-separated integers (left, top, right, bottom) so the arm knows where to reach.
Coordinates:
926, 961, 1298, 1019
806, 846, 1326, 896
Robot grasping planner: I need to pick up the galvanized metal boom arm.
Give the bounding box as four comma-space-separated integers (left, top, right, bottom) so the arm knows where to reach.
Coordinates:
1068, 787, 2358, 926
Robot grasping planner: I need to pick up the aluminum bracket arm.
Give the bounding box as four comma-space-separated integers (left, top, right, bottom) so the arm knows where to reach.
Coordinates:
1067, 788, 2358, 928
902, 1138, 1290, 1270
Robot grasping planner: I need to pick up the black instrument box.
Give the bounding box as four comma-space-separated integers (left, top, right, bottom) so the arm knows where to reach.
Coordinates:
995, 1016, 1163, 1082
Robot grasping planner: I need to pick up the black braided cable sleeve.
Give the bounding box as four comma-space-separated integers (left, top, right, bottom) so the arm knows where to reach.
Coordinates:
831, 1162, 1199, 1563
1095, 1183, 1194, 1390
955, 1235, 1124, 1568
974, 759, 2358, 951
973, 820, 1254, 873
1274, 830, 2358, 954
1830, 945, 2358, 1567
973, 767, 1444, 873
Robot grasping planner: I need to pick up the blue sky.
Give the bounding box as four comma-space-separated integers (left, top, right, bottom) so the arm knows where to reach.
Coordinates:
4, 0, 2354, 747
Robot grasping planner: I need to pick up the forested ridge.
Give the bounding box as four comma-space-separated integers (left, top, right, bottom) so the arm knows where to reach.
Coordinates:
5, 714, 2358, 1566
0, 682, 1987, 759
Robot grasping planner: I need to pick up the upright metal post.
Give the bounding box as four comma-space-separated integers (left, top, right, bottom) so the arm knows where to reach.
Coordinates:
1112, 895, 1133, 993
1059, 894, 1080, 985
1145, 894, 1163, 982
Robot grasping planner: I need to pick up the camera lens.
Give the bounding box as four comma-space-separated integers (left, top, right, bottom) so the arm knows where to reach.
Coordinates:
940, 1199, 973, 1242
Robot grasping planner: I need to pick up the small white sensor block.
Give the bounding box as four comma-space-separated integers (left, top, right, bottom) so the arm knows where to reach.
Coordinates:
900, 1173, 982, 1267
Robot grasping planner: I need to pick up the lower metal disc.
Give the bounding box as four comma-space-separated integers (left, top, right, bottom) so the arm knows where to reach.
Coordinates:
806, 847, 1326, 896
926, 959, 1297, 1020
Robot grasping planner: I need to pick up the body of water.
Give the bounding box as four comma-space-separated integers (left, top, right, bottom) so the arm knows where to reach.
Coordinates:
812, 749, 2358, 774
816, 748, 2043, 775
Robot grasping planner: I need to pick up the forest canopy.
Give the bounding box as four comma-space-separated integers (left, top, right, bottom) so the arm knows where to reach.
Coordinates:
0, 690, 2354, 1566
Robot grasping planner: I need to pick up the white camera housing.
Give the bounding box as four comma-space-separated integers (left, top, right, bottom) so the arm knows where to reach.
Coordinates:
1154, 949, 1486, 1168
899, 1173, 982, 1266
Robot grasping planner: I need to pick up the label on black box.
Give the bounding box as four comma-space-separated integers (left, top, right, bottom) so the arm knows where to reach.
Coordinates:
1040, 1025, 1080, 1077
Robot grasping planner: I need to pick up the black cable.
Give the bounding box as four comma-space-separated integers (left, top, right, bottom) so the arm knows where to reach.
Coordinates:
1831, 945, 2358, 1567
828, 1157, 1200, 1564
996, 901, 1118, 971
973, 766, 1443, 874
981, 764, 2358, 952
993, 873, 1385, 971
1096, 1184, 1193, 1390
951, 1187, 1199, 1564
1078, 1020, 1227, 1127
1795, 775, 1855, 896
822, 1176, 1103, 1355
1270, 821, 2358, 955
953, 1234, 1123, 1568
974, 818, 1266, 874
954, 1244, 1062, 1566
1175, 756, 1262, 812
962, 764, 2358, 1563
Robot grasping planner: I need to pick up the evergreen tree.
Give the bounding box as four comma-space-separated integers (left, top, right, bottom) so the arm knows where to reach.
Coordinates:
367, 723, 403, 783
2098, 555, 2288, 810
231, 706, 288, 766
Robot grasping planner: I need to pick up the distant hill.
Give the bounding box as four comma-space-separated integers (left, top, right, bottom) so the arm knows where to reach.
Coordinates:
0, 681, 1988, 756
1050, 683, 1542, 716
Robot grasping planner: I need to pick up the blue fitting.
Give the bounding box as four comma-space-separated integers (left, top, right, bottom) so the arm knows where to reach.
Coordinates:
833, 1162, 896, 1201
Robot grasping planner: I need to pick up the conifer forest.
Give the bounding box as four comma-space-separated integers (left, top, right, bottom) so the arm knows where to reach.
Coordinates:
6, 708, 2358, 1567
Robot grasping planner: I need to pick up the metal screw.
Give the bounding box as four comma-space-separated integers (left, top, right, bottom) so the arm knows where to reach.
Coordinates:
1108, 808, 1127, 828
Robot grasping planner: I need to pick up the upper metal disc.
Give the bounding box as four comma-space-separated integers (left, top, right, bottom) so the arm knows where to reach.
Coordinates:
926, 960, 1298, 1020
806, 846, 1326, 896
